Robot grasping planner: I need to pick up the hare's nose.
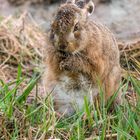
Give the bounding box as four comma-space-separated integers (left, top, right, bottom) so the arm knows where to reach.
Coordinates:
59, 44, 67, 50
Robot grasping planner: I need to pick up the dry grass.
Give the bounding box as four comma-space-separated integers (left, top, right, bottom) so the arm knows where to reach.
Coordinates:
119, 39, 140, 80
0, 12, 47, 82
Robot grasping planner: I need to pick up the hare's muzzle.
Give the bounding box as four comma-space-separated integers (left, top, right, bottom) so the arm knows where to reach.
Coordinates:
58, 44, 67, 50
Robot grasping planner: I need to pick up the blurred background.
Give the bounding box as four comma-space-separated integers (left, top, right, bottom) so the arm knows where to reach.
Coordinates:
0, 0, 140, 41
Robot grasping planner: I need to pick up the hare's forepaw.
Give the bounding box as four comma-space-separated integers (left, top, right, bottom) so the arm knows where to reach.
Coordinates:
59, 59, 72, 71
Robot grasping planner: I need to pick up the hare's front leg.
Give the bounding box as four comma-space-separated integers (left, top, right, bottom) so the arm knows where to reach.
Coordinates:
60, 55, 91, 73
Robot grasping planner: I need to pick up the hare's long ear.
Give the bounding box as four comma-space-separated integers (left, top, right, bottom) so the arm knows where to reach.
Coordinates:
75, 0, 86, 8
86, 0, 95, 16
66, 0, 75, 4
76, 0, 94, 16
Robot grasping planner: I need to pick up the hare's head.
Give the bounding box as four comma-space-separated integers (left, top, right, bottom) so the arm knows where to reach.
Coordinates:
50, 0, 94, 53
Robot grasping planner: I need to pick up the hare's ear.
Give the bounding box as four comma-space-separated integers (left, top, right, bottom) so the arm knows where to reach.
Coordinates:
86, 0, 95, 16
76, 0, 94, 16
75, 0, 86, 8
66, 0, 75, 4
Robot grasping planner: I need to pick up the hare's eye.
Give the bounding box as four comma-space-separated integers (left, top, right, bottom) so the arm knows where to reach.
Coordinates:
50, 30, 55, 40
73, 22, 79, 32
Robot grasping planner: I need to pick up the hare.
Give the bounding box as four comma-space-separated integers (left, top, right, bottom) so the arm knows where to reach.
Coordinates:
44, 0, 122, 116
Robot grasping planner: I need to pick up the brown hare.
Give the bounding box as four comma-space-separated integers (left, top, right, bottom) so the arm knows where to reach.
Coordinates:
44, 0, 122, 117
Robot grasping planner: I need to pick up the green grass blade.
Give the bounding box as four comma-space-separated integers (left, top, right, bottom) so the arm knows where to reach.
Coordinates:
0, 79, 24, 104
111, 125, 136, 140
100, 120, 107, 140
130, 77, 140, 95
17, 64, 22, 83
16, 75, 40, 104
132, 120, 140, 140
84, 96, 93, 126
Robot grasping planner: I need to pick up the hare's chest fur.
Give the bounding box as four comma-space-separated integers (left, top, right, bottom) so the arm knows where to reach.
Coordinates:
52, 73, 98, 116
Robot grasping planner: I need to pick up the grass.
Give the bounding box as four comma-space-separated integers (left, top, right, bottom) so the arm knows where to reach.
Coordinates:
0, 65, 140, 140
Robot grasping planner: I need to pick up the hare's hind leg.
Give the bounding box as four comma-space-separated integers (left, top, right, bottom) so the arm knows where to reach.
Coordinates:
104, 66, 122, 105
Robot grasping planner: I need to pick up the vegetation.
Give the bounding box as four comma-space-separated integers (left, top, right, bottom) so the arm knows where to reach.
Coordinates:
0, 66, 140, 139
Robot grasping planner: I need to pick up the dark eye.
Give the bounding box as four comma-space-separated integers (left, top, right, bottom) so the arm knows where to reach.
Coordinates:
50, 30, 54, 40
73, 22, 79, 32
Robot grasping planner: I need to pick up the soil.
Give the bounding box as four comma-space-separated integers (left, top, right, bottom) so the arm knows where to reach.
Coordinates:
0, 0, 140, 42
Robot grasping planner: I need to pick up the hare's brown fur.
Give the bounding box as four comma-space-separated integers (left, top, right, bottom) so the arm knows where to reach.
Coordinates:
44, 0, 122, 116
